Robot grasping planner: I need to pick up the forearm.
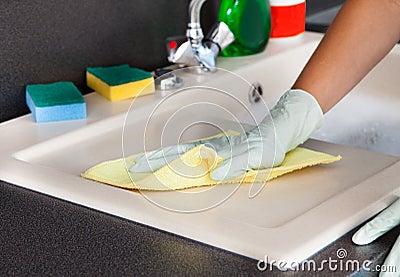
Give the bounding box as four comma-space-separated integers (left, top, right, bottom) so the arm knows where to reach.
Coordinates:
293, 0, 400, 113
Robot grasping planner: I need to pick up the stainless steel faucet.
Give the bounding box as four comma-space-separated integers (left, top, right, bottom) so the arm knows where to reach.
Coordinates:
167, 0, 235, 71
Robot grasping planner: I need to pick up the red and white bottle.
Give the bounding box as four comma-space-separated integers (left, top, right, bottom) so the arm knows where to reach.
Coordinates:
269, 0, 306, 38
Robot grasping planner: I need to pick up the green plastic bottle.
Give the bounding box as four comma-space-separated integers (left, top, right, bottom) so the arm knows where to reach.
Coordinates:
218, 0, 271, 57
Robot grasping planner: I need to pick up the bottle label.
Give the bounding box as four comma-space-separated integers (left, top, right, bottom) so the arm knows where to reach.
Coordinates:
270, 2, 306, 38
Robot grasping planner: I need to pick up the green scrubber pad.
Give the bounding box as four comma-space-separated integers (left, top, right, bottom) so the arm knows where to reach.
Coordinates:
27, 82, 85, 107
87, 64, 152, 86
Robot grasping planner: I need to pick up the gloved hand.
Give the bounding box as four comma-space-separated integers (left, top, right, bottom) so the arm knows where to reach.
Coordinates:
352, 199, 400, 277
130, 89, 324, 181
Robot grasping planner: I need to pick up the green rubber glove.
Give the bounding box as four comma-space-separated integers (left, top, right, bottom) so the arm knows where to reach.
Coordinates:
130, 89, 324, 181
352, 199, 400, 276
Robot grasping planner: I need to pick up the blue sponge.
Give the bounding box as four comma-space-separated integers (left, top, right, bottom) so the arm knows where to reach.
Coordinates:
26, 82, 86, 123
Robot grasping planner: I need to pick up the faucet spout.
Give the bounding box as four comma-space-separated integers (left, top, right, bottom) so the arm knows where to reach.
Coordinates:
187, 0, 206, 49
189, 0, 206, 27
166, 0, 235, 71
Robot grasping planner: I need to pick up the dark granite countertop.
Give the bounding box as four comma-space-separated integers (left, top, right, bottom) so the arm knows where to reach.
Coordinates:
1, 180, 399, 276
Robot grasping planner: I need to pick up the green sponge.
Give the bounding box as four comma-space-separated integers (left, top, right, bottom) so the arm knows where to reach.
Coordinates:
26, 82, 86, 123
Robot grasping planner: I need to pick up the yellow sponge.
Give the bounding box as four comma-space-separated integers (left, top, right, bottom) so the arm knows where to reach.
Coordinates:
86, 64, 155, 101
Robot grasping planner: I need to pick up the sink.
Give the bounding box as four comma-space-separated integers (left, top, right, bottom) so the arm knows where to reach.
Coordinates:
1, 32, 399, 266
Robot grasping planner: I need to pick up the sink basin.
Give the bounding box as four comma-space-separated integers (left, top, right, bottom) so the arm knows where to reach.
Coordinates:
1, 32, 399, 266
313, 55, 400, 157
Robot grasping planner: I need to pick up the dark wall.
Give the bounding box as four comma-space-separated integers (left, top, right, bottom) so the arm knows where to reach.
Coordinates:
0, 0, 220, 122
306, 0, 345, 15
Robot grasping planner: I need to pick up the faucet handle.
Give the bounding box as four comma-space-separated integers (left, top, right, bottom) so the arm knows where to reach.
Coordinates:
166, 36, 196, 66
166, 36, 187, 61
165, 0, 235, 71
165, 22, 235, 71
206, 22, 235, 52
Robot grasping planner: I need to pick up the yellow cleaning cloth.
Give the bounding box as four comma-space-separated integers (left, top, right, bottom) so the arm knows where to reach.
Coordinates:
81, 145, 341, 191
